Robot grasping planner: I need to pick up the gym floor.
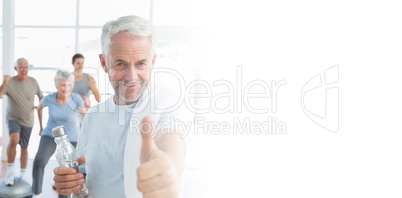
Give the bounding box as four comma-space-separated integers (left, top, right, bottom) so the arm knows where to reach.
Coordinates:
1, 159, 59, 197
1, 159, 209, 198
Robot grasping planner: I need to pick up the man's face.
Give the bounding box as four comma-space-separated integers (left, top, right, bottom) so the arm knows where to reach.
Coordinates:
15, 61, 29, 79
100, 32, 155, 105
73, 58, 84, 72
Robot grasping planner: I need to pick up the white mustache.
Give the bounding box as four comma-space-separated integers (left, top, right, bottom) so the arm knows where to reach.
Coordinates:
121, 81, 144, 86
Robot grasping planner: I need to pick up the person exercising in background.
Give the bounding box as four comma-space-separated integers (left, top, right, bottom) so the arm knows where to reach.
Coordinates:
71, 53, 101, 127
32, 70, 88, 198
0, 58, 43, 186
72, 53, 101, 108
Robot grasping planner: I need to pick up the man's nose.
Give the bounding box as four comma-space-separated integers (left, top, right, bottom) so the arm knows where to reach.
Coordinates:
126, 65, 139, 81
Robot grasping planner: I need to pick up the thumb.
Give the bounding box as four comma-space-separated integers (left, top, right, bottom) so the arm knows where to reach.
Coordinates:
140, 116, 157, 164
78, 156, 86, 166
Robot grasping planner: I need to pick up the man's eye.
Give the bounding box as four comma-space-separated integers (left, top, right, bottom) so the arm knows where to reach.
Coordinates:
137, 62, 147, 68
115, 63, 126, 68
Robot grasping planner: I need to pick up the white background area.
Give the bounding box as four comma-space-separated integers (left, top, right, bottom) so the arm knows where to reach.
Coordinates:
192, 0, 402, 197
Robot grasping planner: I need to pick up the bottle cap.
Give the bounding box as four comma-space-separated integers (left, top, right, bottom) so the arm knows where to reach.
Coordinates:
52, 126, 66, 137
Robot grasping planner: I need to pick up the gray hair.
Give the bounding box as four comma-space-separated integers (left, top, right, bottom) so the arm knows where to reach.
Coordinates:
54, 70, 74, 87
101, 15, 156, 62
15, 58, 28, 67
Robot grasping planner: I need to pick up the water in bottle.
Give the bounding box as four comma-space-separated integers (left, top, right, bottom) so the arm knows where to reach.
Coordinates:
53, 126, 90, 198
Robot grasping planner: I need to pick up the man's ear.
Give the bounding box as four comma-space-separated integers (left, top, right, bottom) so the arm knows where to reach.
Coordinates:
99, 54, 108, 73
151, 53, 156, 69
14, 66, 17, 71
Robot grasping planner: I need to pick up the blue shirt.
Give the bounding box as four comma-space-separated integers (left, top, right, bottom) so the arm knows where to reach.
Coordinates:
41, 92, 84, 142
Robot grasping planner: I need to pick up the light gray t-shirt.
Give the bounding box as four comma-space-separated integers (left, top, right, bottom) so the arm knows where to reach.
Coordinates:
77, 97, 136, 198
77, 76, 190, 197
3, 76, 42, 127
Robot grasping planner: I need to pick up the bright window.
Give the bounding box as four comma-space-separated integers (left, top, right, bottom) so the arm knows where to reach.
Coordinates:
14, 28, 75, 69
0, 29, 2, 67
79, 0, 150, 26
153, 0, 195, 26
0, 1, 3, 25
78, 28, 113, 97
15, 0, 76, 26
77, 28, 102, 69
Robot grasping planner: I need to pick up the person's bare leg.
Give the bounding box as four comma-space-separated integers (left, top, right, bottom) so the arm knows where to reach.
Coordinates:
21, 147, 28, 169
7, 133, 20, 163
20, 147, 28, 178
5, 133, 19, 185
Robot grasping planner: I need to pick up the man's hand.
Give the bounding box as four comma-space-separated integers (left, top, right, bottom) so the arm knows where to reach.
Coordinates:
0, 75, 11, 97
137, 116, 180, 198
3, 75, 10, 84
53, 157, 86, 195
39, 128, 43, 136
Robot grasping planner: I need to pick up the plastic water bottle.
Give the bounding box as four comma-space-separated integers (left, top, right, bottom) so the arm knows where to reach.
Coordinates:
52, 126, 90, 198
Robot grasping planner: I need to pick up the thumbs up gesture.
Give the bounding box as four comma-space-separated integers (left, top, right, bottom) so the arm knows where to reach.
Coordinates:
137, 116, 185, 198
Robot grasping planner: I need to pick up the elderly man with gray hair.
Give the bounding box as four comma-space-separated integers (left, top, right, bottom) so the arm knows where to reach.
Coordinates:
54, 15, 191, 198
0, 58, 43, 186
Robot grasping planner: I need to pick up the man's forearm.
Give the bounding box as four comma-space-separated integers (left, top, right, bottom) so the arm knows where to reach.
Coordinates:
38, 109, 43, 129
88, 76, 101, 103
0, 82, 6, 97
94, 91, 101, 103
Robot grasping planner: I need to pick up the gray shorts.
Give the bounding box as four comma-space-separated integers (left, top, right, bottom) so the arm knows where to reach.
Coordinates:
7, 120, 33, 148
